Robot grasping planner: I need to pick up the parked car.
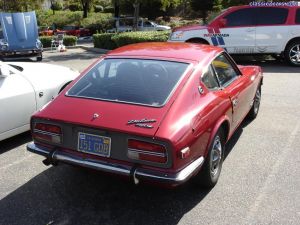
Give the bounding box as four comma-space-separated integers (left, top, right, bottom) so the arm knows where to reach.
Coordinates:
27, 42, 263, 188
38, 26, 55, 36
61, 25, 91, 37
137, 20, 171, 31
0, 11, 43, 61
107, 17, 171, 32
0, 62, 79, 141
169, 5, 300, 66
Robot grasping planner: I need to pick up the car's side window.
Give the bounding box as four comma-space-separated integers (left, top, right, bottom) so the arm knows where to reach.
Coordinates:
256, 8, 289, 25
224, 8, 257, 27
212, 53, 239, 87
296, 9, 300, 24
201, 65, 220, 91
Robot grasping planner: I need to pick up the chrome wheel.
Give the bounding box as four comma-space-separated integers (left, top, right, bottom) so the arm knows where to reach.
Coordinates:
253, 88, 261, 115
210, 136, 222, 177
289, 44, 300, 65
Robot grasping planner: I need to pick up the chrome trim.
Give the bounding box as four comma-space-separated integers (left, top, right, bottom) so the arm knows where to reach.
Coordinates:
27, 142, 50, 156
128, 148, 166, 158
54, 152, 131, 177
33, 129, 61, 137
27, 142, 205, 185
135, 157, 204, 183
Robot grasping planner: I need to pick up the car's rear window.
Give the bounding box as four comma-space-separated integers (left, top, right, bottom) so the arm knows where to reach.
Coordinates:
296, 9, 300, 24
66, 59, 189, 107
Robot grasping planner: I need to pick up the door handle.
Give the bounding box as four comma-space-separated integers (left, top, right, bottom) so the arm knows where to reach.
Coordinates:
246, 28, 255, 32
232, 98, 238, 107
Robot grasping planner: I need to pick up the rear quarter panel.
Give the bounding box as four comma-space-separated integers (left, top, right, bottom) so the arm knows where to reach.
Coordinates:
155, 66, 233, 172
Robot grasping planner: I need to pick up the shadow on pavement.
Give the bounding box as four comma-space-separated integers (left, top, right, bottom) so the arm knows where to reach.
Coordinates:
0, 131, 32, 155
0, 163, 211, 225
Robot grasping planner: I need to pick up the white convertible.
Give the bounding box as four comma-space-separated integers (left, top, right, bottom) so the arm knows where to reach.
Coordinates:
0, 62, 79, 141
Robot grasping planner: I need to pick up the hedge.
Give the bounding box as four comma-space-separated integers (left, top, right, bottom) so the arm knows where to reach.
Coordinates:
39, 35, 77, 48
93, 33, 117, 50
93, 31, 170, 50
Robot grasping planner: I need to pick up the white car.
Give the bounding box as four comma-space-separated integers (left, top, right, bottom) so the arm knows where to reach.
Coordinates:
107, 18, 171, 33
0, 62, 79, 141
137, 21, 171, 31
169, 5, 300, 66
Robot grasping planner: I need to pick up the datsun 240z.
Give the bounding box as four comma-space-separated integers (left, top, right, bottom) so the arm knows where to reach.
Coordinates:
27, 42, 263, 188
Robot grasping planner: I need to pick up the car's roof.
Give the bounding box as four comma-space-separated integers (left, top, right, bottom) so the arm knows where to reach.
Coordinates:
106, 42, 223, 62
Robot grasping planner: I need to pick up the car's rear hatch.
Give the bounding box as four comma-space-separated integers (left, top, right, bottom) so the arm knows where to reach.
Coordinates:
33, 96, 177, 168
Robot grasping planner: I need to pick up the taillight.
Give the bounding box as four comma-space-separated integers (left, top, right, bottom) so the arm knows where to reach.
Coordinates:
127, 139, 167, 164
33, 123, 62, 144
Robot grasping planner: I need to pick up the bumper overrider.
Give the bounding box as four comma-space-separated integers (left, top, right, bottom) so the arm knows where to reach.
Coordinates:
27, 142, 204, 186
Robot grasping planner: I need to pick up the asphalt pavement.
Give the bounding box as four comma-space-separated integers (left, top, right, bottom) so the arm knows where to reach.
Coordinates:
0, 48, 299, 225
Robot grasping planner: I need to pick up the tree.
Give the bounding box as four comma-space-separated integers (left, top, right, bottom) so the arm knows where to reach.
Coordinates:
80, 0, 93, 18
190, 0, 213, 24
0, 0, 44, 12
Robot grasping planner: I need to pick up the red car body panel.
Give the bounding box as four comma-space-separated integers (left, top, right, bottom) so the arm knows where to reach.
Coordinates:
27, 42, 263, 187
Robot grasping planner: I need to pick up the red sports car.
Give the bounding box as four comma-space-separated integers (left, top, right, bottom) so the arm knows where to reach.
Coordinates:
61, 25, 91, 37
27, 42, 263, 188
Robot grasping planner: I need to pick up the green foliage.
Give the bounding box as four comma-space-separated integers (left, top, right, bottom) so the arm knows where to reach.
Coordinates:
51, 1, 63, 11
112, 31, 170, 47
93, 31, 170, 49
37, 10, 82, 27
190, 0, 214, 23
93, 33, 118, 49
63, 35, 78, 46
0, 0, 43, 12
39, 36, 52, 48
94, 5, 104, 12
104, 6, 115, 13
68, 3, 83, 11
81, 12, 113, 33
39, 35, 77, 48
222, 0, 252, 8
37, 10, 112, 30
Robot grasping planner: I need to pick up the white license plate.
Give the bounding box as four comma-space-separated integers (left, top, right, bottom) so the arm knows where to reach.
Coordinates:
77, 132, 111, 157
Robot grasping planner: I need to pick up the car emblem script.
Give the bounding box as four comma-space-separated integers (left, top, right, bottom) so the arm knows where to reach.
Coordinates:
127, 118, 156, 129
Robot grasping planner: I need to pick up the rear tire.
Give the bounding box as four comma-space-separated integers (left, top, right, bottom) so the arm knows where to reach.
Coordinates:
284, 40, 300, 66
193, 128, 225, 188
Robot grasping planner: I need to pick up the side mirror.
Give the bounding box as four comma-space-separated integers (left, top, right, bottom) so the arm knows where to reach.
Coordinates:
0, 65, 11, 77
219, 18, 227, 27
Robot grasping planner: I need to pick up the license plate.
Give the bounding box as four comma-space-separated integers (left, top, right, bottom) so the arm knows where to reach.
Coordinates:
78, 132, 111, 157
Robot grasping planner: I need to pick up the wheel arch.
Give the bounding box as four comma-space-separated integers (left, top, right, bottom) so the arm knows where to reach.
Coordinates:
204, 116, 230, 157
284, 37, 300, 52
186, 38, 210, 45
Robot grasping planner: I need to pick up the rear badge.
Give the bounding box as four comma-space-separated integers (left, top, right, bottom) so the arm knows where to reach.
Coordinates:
91, 113, 100, 121
127, 118, 156, 129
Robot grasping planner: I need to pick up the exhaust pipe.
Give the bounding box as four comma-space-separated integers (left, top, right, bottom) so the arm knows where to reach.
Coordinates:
42, 150, 58, 166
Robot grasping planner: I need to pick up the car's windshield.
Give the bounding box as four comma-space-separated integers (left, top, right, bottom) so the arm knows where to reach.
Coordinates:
63, 26, 75, 30
67, 58, 189, 107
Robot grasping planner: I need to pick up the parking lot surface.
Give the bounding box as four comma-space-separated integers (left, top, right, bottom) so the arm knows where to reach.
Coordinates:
0, 48, 299, 225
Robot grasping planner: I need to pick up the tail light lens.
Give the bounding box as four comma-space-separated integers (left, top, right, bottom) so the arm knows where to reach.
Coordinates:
127, 139, 167, 164
33, 123, 62, 144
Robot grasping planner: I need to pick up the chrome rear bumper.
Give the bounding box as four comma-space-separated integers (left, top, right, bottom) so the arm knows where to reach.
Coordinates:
27, 142, 204, 186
